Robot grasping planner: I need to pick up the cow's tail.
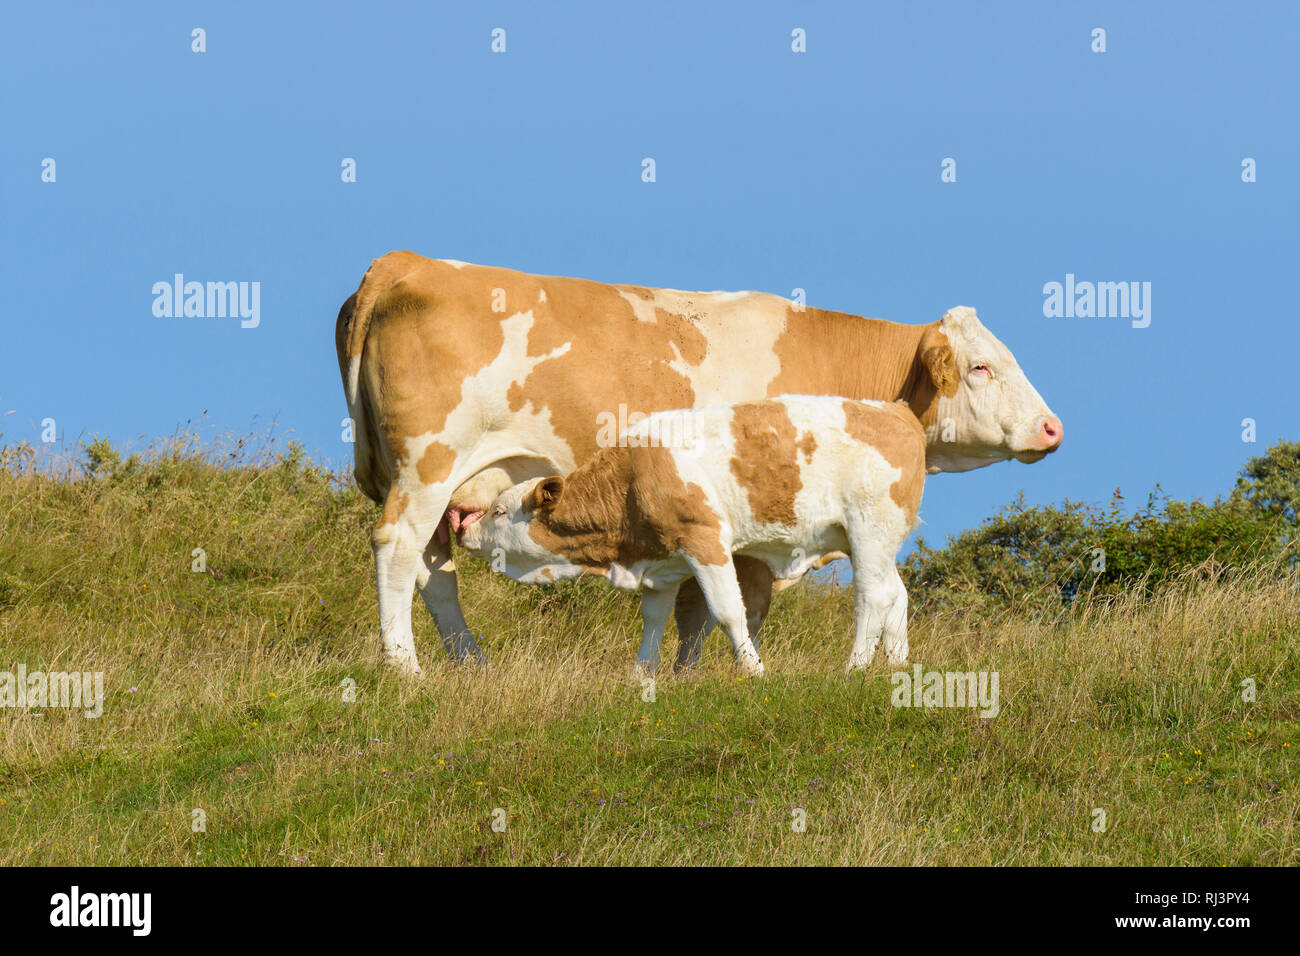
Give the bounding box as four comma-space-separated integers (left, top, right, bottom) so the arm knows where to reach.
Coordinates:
335, 259, 394, 504
341, 263, 392, 405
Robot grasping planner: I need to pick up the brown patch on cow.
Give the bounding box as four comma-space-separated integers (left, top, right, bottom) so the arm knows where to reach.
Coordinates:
796, 431, 817, 464
378, 490, 410, 527
841, 401, 926, 522
365, 277, 507, 456
766, 307, 956, 430
527, 445, 728, 569
538, 567, 555, 581
655, 308, 708, 365
767, 306, 921, 400
728, 402, 802, 526
501, 276, 703, 464
417, 441, 455, 485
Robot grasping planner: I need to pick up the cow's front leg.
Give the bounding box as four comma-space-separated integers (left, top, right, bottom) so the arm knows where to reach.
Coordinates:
686, 557, 763, 677
633, 583, 680, 677
417, 531, 485, 665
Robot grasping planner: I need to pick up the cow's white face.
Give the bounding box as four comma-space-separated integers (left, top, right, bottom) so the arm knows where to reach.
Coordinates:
459, 478, 586, 584
924, 307, 1063, 474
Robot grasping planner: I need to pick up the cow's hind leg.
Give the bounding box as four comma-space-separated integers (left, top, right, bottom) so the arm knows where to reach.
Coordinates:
673, 556, 773, 671
372, 487, 445, 674
686, 557, 764, 677
373, 478, 485, 673
417, 532, 485, 665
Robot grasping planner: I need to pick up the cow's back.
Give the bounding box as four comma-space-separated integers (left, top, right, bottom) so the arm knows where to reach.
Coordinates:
335, 251, 797, 505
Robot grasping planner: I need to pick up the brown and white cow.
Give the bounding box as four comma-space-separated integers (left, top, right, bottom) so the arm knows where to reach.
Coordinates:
460, 396, 926, 674
335, 251, 1062, 673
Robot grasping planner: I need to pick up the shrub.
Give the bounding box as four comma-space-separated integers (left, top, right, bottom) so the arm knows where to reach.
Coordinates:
903, 441, 1298, 619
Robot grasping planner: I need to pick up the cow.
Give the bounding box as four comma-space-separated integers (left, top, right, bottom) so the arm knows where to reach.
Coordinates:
335, 251, 1062, 674
459, 396, 927, 675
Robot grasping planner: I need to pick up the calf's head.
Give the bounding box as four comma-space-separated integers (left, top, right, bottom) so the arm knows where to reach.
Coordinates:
912, 306, 1063, 473
459, 476, 582, 584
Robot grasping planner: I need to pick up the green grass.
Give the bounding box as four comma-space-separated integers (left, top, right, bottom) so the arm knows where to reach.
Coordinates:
0, 436, 1296, 865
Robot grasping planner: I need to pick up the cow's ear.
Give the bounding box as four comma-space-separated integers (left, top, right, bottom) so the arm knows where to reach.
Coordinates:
919, 327, 957, 391
525, 476, 565, 512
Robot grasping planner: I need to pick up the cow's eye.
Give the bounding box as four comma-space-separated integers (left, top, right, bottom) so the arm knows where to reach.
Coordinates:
971, 364, 992, 377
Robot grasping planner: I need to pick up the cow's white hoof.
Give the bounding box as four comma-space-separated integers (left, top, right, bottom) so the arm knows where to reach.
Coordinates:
383, 653, 424, 677
737, 656, 765, 678
885, 645, 908, 666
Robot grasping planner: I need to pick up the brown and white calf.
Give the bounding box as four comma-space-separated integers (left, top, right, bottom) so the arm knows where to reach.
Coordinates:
335, 252, 1062, 673
459, 396, 926, 674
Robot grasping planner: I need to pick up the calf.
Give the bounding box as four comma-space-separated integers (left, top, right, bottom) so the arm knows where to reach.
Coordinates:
460, 395, 926, 674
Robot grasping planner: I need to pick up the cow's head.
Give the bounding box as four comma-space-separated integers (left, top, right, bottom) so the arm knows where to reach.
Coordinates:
913, 307, 1063, 474
459, 477, 586, 584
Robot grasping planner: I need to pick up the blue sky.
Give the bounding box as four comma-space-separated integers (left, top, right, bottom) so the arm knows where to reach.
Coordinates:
3, 1, 1296, 552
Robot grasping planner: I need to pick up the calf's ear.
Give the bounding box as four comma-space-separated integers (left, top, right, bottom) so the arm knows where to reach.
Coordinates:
918, 326, 957, 392
524, 476, 565, 513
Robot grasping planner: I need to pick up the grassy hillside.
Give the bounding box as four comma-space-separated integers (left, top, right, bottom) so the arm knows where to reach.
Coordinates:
0, 436, 1297, 865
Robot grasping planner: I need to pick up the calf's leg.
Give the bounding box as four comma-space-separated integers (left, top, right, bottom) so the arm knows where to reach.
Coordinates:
881, 567, 909, 665
685, 557, 764, 677
845, 535, 899, 671
673, 556, 773, 671
634, 583, 680, 676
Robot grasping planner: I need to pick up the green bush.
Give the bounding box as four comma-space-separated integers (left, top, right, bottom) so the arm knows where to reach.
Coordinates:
1232, 439, 1300, 526
903, 441, 1299, 619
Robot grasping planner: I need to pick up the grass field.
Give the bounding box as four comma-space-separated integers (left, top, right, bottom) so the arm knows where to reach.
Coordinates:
1, 436, 1296, 865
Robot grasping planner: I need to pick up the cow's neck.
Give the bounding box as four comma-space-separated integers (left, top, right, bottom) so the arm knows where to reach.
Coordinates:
771, 308, 941, 425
